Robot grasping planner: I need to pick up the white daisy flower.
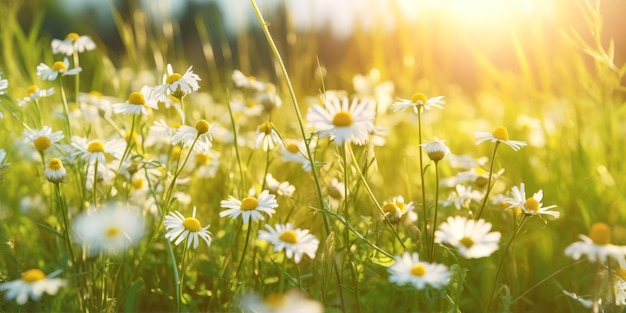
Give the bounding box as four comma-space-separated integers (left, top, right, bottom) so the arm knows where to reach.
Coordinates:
240, 289, 323, 313
615, 276, 626, 306
44, 158, 66, 184
265, 173, 295, 198
36, 58, 82, 81
72, 203, 145, 255
0, 269, 67, 305
164, 206, 212, 249
17, 85, 55, 107
280, 139, 316, 172
0, 73, 7, 95
219, 190, 278, 224
388, 252, 450, 290
381, 195, 417, 224
192, 150, 221, 178
306, 93, 376, 145
434, 215, 502, 259
421, 137, 450, 162
442, 184, 484, 210
258, 223, 319, 264
78, 91, 118, 119
255, 122, 280, 151
232, 69, 265, 91
69, 136, 126, 165
112, 86, 158, 115
23, 125, 64, 152
504, 183, 559, 218
51, 32, 96, 55
171, 119, 215, 153
154, 64, 201, 100
565, 222, 626, 268
475, 126, 527, 151
390, 93, 445, 114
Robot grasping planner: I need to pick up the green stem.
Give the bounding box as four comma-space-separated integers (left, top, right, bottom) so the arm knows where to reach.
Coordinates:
54, 183, 82, 311
429, 161, 440, 262
177, 243, 189, 313
592, 261, 602, 313
166, 239, 180, 312
235, 220, 254, 279
417, 108, 428, 255
92, 158, 99, 208
33, 99, 43, 128
73, 52, 80, 109
225, 90, 245, 197
58, 78, 72, 138
475, 142, 500, 220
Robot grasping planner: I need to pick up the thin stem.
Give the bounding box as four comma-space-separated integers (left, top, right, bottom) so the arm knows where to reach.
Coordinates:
54, 183, 82, 311
166, 239, 180, 312
179, 96, 186, 125
177, 244, 189, 313
73, 52, 80, 110
417, 108, 428, 254
58, 78, 73, 138
33, 98, 43, 128
429, 161, 440, 262
511, 259, 585, 304
249, 0, 329, 235
487, 215, 527, 312
225, 90, 245, 197
475, 141, 500, 220
341, 143, 349, 214
235, 220, 254, 279
92, 159, 99, 208
592, 261, 602, 313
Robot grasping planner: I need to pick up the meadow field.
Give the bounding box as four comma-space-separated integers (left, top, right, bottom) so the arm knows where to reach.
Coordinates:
1, 0, 626, 312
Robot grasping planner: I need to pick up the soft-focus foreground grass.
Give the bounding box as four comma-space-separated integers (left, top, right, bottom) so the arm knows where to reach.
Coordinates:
1, 0, 626, 312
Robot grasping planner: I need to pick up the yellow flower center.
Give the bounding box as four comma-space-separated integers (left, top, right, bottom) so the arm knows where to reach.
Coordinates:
22, 269, 46, 283
524, 197, 539, 212
328, 185, 343, 200
65, 32, 80, 41
332, 110, 353, 127
382, 203, 399, 216
617, 267, 626, 280
28, 85, 38, 95
396, 201, 407, 213
589, 222, 611, 245
87, 141, 105, 153
264, 293, 284, 308
52, 61, 67, 72
34, 136, 52, 151
172, 146, 182, 158
106, 226, 121, 238
89, 90, 103, 99
286, 143, 299, 154
279, 230, 299, 244
166, 73, 182, 84
460, 236, 475, 248
132, 178, 144, 190
492, 126, 509, 141
170, 123, 181, 129
48, 158, 63, 171
259, 122, 273, 135
411, 93, 427, 104
410, 264, 426, 277
195, 152, 210, 167
183, 217, 202, 232
195, 120, 211, 135
240, 197, 259, 211
128, 92, 145, 105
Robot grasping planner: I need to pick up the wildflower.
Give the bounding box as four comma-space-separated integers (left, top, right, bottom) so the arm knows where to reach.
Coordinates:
504, 183, 559, 218
36, 58, 82, 81
164, 206, 212, 249
232, 69, 265, 91
306, 93, 376, 145
171, 119, 215, 153
258, 223, 319, 263
220, 190, 278, 224
390, 93, 445, 114
353, 69, 394, 114
17, 85, 55, 107
192, 150, 221, 178
112, 86, 158, 115
475, 126, 527, 151
435, 216, 501, 259
0, 269, 67, 305
327, 178, 345, 208
73, 204, 145, 255
388, 252, 450, 290
240, 289, 323, 313
280, 139, 315, 172
0, 73, 7, 95
381, 195, 417, 224
255, 122, 280, 151
421, 137, 450, 162
565, 223, 626, 268
265, 173, 295, 197
154, 64, 201, 100
23, 126, 64, 152
69, 136, 126, 165
45, 158, 66, 184
442, 184, 484, 210
51, 32, 96, 55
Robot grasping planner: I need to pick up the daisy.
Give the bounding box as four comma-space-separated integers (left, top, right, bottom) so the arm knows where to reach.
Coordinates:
504, 183, 559, 218
421, 137, 450, 162
0, 268, 67, 305
352, 69, 394, 114
51, 32, 96, 55
306, 93, 376, 145
387, 252, 450, 290
240, 289, 323, 313
72, 203, 145, 255
69, 136, 126, 165
442, 184, 484, 210
327, 178, 345, 208
381, 195, 417, 224
44, 158, 66, 184
258, 223, 319, 263
112, 86, 158, 115
17, 85, 55, 107
390, 93, 445, 114
36, 58, 82, 81
232, 69, 266, 91
192, 150, 221, 178
23, 126, 64, 152
154, 63, 201, 100
0, 73, 7, 95
79, 91, 117, 119
475, 126, 527, 151
265, 173, 295, 198
434, 215, 501, 259
565, 222, 626, 268
164, 206, 212, 249
220, 190, 278, 224
255, 122, 280, 151
171, 119, 214, 153
280, 139, 316, 172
